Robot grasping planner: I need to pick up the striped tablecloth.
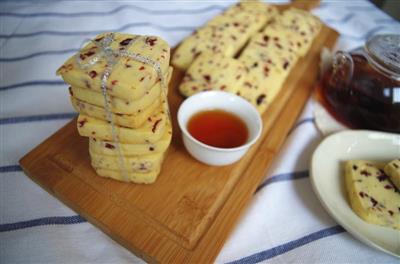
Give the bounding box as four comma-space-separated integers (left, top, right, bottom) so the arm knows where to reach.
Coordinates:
1, 1, 399, 263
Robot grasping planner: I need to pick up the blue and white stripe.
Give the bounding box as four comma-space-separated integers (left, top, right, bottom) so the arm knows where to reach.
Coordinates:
1, 0, 399, 263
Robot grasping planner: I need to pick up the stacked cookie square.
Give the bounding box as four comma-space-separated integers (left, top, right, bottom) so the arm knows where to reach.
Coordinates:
57, 33, 172, 184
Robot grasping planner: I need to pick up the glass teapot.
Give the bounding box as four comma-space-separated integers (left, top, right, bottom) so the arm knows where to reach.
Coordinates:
318, 34, 400, 133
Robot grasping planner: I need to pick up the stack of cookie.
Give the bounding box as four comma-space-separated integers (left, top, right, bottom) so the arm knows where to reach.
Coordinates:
57, 33, 173, 184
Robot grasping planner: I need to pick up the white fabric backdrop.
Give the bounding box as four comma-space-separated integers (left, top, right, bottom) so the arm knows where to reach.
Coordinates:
1, 0, 399, 263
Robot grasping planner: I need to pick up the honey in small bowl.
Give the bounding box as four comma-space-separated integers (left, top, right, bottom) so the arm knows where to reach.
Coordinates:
187, 109, 249, 149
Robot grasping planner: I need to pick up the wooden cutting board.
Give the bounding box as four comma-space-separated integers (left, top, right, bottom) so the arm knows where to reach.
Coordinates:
20, 3, 338, 263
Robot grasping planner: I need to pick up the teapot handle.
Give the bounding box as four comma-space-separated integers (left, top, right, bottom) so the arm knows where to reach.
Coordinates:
331, 51, 354, 92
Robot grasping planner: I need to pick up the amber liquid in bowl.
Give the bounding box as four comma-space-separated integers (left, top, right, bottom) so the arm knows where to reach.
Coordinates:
188, 109, 249, 148
317, 54, 400, 133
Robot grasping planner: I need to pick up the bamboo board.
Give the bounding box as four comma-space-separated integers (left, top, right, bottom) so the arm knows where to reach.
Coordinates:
20, 5, 338, 264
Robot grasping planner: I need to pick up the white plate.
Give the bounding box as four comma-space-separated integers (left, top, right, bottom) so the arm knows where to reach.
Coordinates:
310, 130, 400, 258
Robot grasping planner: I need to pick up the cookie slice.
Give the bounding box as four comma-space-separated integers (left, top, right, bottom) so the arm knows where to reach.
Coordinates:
274, 8, 322, 56
242, 32, 299, 75
69, 82, 161, 115
236, 72, 268, 113
384, 159, 400, 190
89, 121, 172, 156
179, 53, 247, 97
90, 149, 164, 173
238, 50, 288, 112
345, 160, 400, 230
236, 70, 285, 114
71, 96, 161, 129
93, 166, 161, 184
57, 33, 170, 101
77, 103, 167, 144
263, 22, 304, 55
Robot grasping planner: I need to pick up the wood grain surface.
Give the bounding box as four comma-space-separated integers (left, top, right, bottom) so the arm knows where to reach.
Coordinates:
20, 3, 338, 263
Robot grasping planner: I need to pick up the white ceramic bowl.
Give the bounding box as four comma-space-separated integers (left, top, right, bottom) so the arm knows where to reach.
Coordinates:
177, 91, 262, 166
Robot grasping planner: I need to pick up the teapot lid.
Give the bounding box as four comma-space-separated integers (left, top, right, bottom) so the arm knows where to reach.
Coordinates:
365, 34, 400, 76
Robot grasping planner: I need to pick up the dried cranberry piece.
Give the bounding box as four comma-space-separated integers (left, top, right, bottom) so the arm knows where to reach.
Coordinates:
360, 170, 371, 176
152, 119, 162, 133
244, 82, 252, 88
78, 118, 87, 128
377, 174, 388, 182
88, 70, 97, 78
203, 75, 211, 82
119, 38, 133, 46
263, 66, 270, 75
263, 35, 269, 42
145, 37, 157, 46
283, 62, 290, 70
256, 94, 266, 105
84, 51, 95, 57
105, 143, 115, 149
139, 66, 145, 71
370, 197, 378, 207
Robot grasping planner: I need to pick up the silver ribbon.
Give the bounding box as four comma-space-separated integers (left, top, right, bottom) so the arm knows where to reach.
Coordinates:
76, 33, 169, 182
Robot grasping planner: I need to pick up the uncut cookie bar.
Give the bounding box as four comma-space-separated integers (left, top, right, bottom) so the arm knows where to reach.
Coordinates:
345, 160, 400, 230
77, 102, 168, 144
90, 149, 164, 173
384, 159, 400, 189
89, 121, 172, 156
179, 53, 247, 97
57, 33, 170, 101
94, 166, 161, 184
